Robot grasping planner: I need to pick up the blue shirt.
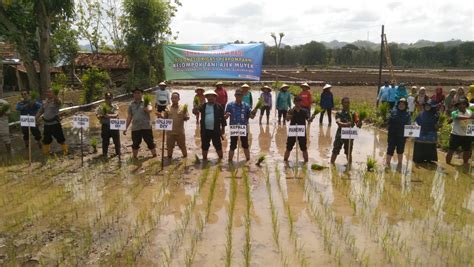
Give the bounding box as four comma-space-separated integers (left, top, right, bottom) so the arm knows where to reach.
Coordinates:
205, 104, 215, 130
225, 101, 251, 125
387, 86, 398, 102
242, 92, 253, 108
378, 86, 390, 102
276, 91, 292, 111
16, 100, 42, 116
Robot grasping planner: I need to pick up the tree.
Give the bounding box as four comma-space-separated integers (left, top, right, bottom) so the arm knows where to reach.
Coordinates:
301, 41, 327, 65
81, 66, 111, 104
122, 0, 180, 89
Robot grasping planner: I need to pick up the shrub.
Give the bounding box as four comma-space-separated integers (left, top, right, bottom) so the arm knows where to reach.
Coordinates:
81, 67, 111, 104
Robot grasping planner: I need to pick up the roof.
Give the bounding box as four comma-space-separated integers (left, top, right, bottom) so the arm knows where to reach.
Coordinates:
11, 61, 61, 73
74, 52, 129, 70
0, 42, 18, 59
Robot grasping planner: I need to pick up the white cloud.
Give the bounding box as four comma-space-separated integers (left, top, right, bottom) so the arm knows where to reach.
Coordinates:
170, 0, 474, 45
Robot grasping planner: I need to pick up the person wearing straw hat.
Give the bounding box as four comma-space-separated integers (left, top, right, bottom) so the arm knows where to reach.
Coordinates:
0, 98, 11, 154
241, 84, 253, 108
215, 81, 228, 108
319, 84, 334, 125
412, 99, 440, 163
298, 82, 312, 113
446, 97, 473, 167
155, 81, 170, 112
192, 87, 206, 124
36, 88, 68, 156
198, 90, 226, 161
224, 88, 255, 162
124, 87, 157, 159
259, 85, 272, 125
385, 98, 411, 171
276, 84, 292, 125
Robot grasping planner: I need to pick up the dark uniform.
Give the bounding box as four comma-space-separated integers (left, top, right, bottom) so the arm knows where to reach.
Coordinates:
332, 110, 358, 156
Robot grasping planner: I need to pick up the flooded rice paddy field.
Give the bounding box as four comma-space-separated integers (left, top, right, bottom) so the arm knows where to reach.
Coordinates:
0, 88, 473, 266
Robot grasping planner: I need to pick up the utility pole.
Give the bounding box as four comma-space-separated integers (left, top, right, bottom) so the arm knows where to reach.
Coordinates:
376, 25, 384, 107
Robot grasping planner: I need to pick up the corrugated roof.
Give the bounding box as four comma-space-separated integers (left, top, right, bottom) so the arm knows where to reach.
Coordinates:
0, 42, 17, 59
74, 52, 129, 69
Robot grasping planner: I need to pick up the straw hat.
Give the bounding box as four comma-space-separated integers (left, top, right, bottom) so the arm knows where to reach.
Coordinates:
300, 82, 310, 88
411, 86, 417, 89
280, 84, 289, 90
195, 87, 205, 93
204, 90, 217, 96
323, 84, 332, 90
261, 85, 271, 92
159, 82, 166, 86
241, 84, 250, 88
215, 81, 224, 86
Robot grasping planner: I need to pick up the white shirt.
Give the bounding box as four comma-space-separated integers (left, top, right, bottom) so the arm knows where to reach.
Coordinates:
451, 109, 473, 136
407, 95, 415, 112
156, 89, 170, 106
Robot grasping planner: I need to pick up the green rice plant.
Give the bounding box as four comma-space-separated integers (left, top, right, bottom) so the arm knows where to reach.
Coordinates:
100, 103, 112, 115
194, 154, 201, 164
52, 86, 61, 96
182, 104, 188, 114
205, 168, 219, 222
378, 102, 390, 120
469, 105, 474, 112
254, 97, 264, 110
0, 102, 10, 114
287, 85, 302, 97
225, 170, 237, 267
438, 113, 447, 125
143, 93, 152, 107
366, 156, 377, 172
310, 163, 327, 171
193, 96, 200, 107
91, 137, 98, 153
312, 105, 322, 117
30, 90, 40, 101
312, 92, 321, 104
358, 110, 368, 121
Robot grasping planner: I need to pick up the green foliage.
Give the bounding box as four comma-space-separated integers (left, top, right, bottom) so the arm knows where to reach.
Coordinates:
29, 90, 40, 101
51, 72, 68, 96
256, 155, 266, 167
100, 103, 112, 115
143, 93, 152, 107
358, 110, 368, 121
80, 67, 111, 104
90, 137, 98, 152
438, 122, 451, 150
312, 105, 323, 117
254, 97, 264, 110
311, 164, 327, 170
378, 102, 390, 121
366, 156, 377, 172
182, 104, 188, 114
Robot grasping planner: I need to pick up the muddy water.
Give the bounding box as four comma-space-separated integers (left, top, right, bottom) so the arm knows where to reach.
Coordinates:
0, 87, 472, 266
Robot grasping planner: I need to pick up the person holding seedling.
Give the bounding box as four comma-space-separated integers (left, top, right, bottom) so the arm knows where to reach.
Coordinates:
224, 88, 255, 162
385, 98, 411, 170
330, 97, 362, 165
159, 92, 189, 159
215, 81, 228, 108
192, 87, 206, 124
284, 96, 310, 163
96, 92, 120, 158
198, 90, 226, 161
413, 100, 440, 163
319, 84, 334, 125
446, 97, 473, 167
241, 84, 253, 108
36, 88, 68, 155
16, 90, 42, 148
299, 82, 312, 114
124, 87, 156, 159
276, 84, 292, 125
259, 85, 272, 125
155, 81, 170, 112
0, 98, 12, 154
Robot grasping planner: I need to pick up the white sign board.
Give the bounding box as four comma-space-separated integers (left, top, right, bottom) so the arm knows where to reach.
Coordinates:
341, 127, 358, 140
404, 125, 421, 137
72, 115, 89, 129
467, 124, 474, 137
229, 125, 247, 136
155, 118, 173, 131
288, 125, 306, 137
110, 119, 127, 130
20, 115, 36, 127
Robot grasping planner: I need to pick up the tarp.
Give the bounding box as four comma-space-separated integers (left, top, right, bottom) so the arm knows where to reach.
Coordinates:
164, 43, 264, 81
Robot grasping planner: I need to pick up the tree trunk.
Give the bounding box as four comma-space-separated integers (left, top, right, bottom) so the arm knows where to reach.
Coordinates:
0, 57, 3, 98
37, 1, 52, 98
0, 8, 40, 92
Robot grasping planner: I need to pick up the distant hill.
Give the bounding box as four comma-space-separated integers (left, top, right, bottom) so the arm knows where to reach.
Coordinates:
317, 39, 467, 50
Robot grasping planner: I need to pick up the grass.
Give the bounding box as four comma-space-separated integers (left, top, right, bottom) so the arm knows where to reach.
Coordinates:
366, 156, 377, 172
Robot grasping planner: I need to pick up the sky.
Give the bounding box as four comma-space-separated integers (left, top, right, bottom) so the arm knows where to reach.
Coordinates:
170, 0, 474, 45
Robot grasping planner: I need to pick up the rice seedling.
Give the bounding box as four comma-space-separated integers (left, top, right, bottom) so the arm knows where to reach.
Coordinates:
366, 156, 377, 172
242, 168, 252, 267
253, 97, 265, 111
52, 86, 61, 96
255, 154, 266, 167
30, 90, 40, 101
100, 103, 112, 115
224, 170, 237, 267
0, 101, 10, 113
378, 102, 390, 121
90, 137, 98, 153
205, 168, 220, 222
310, 163, 327, 171
193, 154, 201, 164
311, 105, 323, 118
143, 93, 152, 108
358, 109, 368, 121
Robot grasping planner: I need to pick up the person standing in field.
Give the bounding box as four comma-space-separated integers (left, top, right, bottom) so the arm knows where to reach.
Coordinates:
407, 86, 417, 115
155, 81, 170, 112
412, 100, 440, 164
215, 81, 228, 108
241, 84, 253, 108
159, 92, 189, 159
259, 85, 272, 125
299, 82, 312, 113
452, 87, 465, 106
395, 82, 408, 105
36, 88, 68, 155
330, 97, 362, 165
96, 92, 120, 159
377, 81, 391, 106
16, 90, 42, 148
284, 96, 310, 163
192, 87, 206, 125
466, 84, 474, 103
276, 84, 292, 125
446, 98, 473, 167
0, 98, 12, 154
199, 90, 226, 161
124, 87, 157, 159
224, 88, 255, 162
319, 84, 334, 125
387, 80, 398, 109
431, 87, 446, 112
415, 87, 429, 111
385, 98, 411, 171
444, 89, 457, 115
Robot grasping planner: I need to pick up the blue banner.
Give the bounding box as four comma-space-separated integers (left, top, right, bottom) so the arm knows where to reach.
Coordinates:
164, 43, 265, 81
